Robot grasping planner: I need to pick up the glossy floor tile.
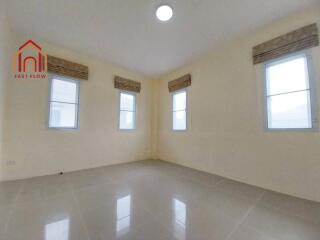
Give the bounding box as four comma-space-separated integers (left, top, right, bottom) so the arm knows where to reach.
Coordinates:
0, 160, 319, 240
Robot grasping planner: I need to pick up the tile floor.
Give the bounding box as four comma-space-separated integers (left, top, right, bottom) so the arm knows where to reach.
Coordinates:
0, 160, 319, 240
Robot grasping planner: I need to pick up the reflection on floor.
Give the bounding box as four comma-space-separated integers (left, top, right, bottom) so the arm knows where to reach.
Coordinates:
45, 218, 69, 240
0, 160, 319, 240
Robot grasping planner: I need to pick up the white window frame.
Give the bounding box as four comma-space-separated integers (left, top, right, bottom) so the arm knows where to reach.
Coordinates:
118, 91, 137, 130
172, 88, 188, 131
48, 74, 80, 130
263, 51, 318, 131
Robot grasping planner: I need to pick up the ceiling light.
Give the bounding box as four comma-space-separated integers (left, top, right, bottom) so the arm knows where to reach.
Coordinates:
156, 5, 173, 22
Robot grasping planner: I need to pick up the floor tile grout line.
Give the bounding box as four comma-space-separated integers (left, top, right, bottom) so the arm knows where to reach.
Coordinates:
234, 190, 280, 240
67, 175, 92, 240
3, 181, 25, 237
225, 190, 266, 240
186, 175, 225, 191
2, 161, 318, 239
214, 178, 226, 186
258, 199, 320, 224
68, 165, 170, 238
255, 187, 320, 224
243, 224, 278, 240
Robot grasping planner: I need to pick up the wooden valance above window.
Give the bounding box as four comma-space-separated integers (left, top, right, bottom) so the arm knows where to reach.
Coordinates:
168, 74, 191, 92
114, 76, 141, 93
47, 55, 89, 80
253, 23, 319, 64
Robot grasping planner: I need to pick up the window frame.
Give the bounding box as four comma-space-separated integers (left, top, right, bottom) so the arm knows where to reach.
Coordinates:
118, 90, 137, 131
172, 88, 188, 131
263, 50, 318, 131
48, 74, 80, 130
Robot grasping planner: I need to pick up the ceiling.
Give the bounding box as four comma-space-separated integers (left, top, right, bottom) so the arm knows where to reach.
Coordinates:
6, 0, 319, 77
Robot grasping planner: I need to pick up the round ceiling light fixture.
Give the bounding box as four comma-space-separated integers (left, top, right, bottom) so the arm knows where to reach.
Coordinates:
156, 5, 173, 22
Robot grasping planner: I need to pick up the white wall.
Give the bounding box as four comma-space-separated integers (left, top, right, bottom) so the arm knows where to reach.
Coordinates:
1, 33, 153, 180
1, 4, 320, 203
156, 7, 320, 202
0, 0, 11, 181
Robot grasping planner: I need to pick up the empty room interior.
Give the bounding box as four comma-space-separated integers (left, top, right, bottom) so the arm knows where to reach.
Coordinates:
0, 0, 320, 239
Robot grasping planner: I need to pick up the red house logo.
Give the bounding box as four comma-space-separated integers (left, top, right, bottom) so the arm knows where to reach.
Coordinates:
13, 40, 47, 79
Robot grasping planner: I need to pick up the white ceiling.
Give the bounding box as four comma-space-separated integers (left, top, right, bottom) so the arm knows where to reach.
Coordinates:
6, 0, 319, 77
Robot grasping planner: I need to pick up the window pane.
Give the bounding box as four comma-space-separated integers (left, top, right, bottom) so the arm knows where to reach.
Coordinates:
51, 78, 77, 103
173, 91, 186, 111
267, 56, 309, 95
120, 111, 135, 129
173, 111, 186, 130
268, 91, 312, 129
49, 102, 77, 128
120, 93, 135, 111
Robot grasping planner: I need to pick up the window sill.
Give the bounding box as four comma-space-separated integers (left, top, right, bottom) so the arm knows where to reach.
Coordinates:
265, 127, 318, 132
48, 127, 79, 131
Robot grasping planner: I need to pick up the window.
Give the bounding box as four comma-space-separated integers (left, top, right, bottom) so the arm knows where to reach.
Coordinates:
119, 92, 136, 130
265, 53, 315, 129
49, 76, 79, 129
172, 89, 187, 131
